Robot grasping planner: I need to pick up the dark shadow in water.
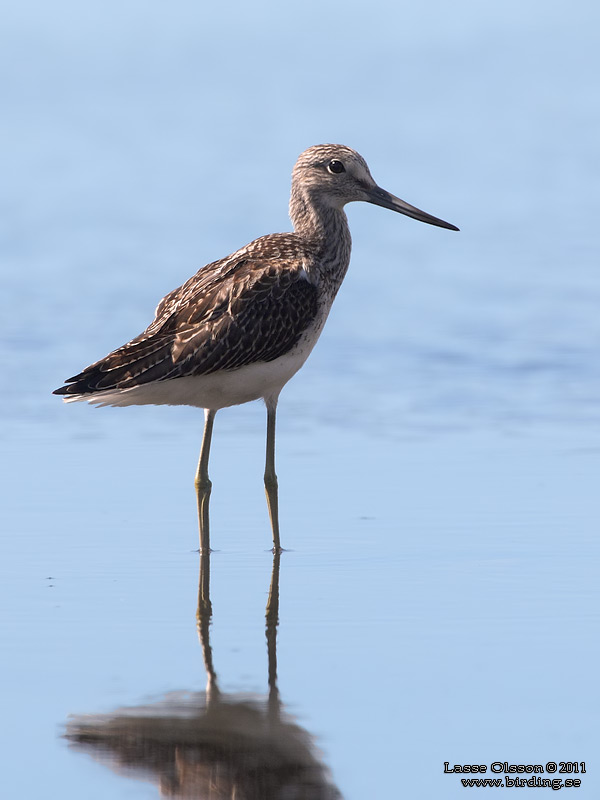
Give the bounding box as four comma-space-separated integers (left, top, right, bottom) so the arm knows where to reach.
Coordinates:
66, 545, 342, 799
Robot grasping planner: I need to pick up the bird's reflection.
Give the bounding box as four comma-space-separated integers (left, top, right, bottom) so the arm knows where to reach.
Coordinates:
66, 541, 341, 798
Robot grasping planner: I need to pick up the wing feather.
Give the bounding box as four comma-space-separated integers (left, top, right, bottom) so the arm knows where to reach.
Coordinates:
54, 239, 319, 398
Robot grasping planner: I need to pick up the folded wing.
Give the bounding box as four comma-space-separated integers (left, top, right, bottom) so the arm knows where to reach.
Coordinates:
54, 251, 319, 398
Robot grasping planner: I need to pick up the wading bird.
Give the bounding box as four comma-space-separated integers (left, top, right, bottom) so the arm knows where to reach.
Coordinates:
54, 144, 458, 551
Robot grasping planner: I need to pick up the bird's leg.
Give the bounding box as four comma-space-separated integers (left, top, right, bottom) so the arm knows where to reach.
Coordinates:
264, 400, 282, 553
195, 408, 216, 553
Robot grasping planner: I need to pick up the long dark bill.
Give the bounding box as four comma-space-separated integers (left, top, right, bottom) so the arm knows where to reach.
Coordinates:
368, 186, 459, 231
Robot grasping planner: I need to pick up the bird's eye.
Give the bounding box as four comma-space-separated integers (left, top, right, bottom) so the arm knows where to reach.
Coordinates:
327, 160, 345, 175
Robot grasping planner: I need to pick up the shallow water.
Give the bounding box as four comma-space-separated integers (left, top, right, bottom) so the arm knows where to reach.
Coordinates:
2, 1, 600, 798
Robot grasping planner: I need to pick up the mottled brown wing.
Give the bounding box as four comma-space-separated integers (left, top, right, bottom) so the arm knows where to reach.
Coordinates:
170, 264, 318, 374
53, 257, 318, 396
152, 255, 245, 323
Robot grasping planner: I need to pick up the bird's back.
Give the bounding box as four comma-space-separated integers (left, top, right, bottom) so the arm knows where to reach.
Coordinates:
53, 233, 323, 403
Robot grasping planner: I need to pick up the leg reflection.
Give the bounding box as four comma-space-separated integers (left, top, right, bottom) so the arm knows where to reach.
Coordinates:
197, 545, 282, 709
266, 549, 281, 716
67, 544, 342, 797
196, 546, 219, 702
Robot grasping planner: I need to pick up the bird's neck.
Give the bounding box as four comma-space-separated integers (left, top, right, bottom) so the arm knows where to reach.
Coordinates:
289, 187, 352, 284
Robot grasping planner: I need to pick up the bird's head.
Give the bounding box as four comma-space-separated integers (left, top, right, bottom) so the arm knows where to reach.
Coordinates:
292, 144, 459, 231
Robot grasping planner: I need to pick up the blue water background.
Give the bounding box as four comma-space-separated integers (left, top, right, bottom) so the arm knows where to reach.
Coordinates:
1, 1, 600, 797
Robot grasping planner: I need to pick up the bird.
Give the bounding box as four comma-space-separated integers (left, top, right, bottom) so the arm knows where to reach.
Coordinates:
54, 144, 458, 552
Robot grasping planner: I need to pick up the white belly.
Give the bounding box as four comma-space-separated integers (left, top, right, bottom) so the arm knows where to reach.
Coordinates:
68, 339, 316, 410
65, 299, 334, 410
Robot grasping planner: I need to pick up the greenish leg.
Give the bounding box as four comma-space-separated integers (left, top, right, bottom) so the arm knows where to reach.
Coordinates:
264, 400, 282, 553
195, 408, 216, 553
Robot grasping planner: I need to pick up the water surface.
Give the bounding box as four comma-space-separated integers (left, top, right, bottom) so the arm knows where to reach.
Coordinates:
2, 1, 600, 797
